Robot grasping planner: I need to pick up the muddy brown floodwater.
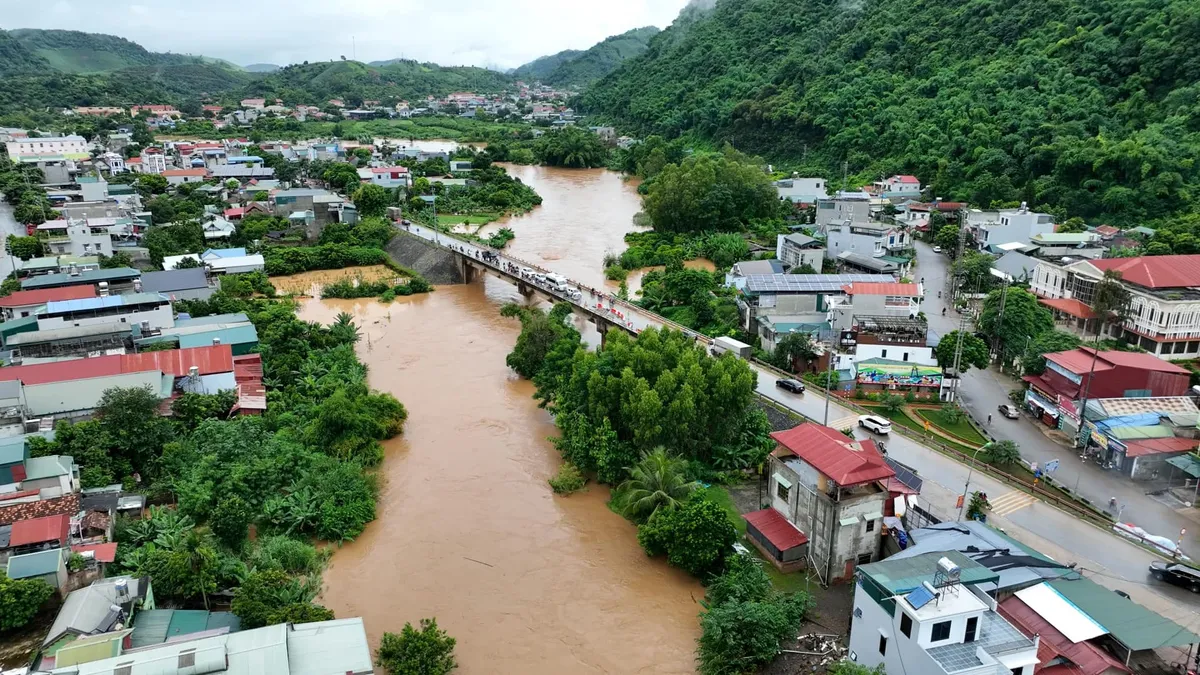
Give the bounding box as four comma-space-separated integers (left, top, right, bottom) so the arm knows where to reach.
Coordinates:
303, 165, 707, 674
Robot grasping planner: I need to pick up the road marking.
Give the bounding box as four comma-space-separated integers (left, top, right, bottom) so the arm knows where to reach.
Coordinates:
829, 415, 858, 432
989, 491, 1038, 517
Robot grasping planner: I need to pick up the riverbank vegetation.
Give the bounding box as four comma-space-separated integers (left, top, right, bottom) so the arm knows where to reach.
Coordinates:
22, 273, 409, 624
376, 618, 458, 675
502, 304, 813, 673
636, 261, 740, 337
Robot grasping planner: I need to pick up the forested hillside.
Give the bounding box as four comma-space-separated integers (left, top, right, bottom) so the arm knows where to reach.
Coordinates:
10, 28, 239, 73
511, 50, 583, 82
582, 0, 1200, 224
0, 29, 49, 76
237, 59, 513, 104
514, 27, 659, 87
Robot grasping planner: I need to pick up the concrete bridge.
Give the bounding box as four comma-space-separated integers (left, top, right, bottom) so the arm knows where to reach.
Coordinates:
398, 223, 666, 342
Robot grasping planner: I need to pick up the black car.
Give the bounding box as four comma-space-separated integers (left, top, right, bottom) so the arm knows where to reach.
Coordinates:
1149, 561, 1200, 592
776, 379, 805, 394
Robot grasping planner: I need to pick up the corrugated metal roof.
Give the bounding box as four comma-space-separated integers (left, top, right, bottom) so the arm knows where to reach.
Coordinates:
10, 513, 70, 546
21, 268, 140, 290
130, 609, 174, 648
44, 292, 167, 314
0, 436, 27, 465
772, 423, 894, 486
843, 282, 920, 296
0, 285, 97, 308
174, 313, 250, 328
743, 508, 808, 550
0, 345, 235, 385
71, 542, 117, 563
140, 268, 209, 293
287, 618, 374, 675
1088, 255, 1200, 289
168, 610, 212, 640
23, 455, 72, 480
5, 547, 64, 578
1014, 582, 1109, 643
45, 576, 147, 647
178, 325, 259, 349
8, 323, 132, 346
1047, 578, 1199, 650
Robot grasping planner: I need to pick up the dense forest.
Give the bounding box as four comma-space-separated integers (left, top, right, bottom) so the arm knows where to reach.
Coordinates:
9, 28, 242, 73
239, 59, 513, 105
583, 0, 1200, 225
512, 27, 659, 87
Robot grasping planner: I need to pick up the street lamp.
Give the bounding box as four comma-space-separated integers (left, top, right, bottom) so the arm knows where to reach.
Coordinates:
957, 442, 993, 521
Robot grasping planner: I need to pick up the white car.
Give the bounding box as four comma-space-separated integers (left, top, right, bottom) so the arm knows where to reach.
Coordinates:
933, 245, 943, 253
858, 415, 892, 435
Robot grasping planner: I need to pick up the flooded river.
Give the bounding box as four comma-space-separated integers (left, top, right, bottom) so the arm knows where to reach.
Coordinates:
302, 164, 704, 673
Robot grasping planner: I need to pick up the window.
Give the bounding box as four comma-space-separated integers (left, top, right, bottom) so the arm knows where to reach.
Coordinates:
878, 634, 887, 656
776, 481, 790, 502
856, 552, 872, 565
902, 352, 909, 362
865, 518, 875, 532
1011, 669, 1024, 675
881, 349, 888, 358
115, 664, 133, 675
931, 620, 952, 642
900, 612, 912, 638
178, 650, 196, 668
965, 616, 978, 643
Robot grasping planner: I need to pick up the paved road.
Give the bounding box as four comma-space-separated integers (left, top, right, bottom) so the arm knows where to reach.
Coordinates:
0, 202, 23, 278
911, 239, 1199, 551
401, 223, 1200, 627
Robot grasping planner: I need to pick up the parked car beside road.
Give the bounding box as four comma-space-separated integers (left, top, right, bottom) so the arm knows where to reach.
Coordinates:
1149, 561, 1200, 593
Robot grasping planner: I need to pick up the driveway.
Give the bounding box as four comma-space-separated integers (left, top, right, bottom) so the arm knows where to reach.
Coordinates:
911, 239, 1199, 551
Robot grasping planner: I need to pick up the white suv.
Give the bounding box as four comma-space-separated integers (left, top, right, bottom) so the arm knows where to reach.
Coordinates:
858, 415, 892, 435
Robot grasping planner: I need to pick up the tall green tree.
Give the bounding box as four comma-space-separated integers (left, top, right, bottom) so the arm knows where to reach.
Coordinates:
0, 571, 55, 631
934, 331, 990, 372
1090, 270, 1131, 342
1021, 330, 1082, 375
376, 618, 457, 675
532, 126, 609, 168
978, 288, 1054, 365
642, 153, 777, 234
351, 183, 391, 218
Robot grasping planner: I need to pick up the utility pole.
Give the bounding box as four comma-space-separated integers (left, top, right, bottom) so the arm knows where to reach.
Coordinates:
947, 222, 972, 402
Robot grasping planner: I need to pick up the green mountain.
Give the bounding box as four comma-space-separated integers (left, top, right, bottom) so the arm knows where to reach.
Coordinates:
515, 27, 659, 87
244, 63, 280, 73
9, 28, 237, 74
512, 50, 583, 81
0, 28, 49, 76
582, 0, 1200, 224
241, 59, 514, 104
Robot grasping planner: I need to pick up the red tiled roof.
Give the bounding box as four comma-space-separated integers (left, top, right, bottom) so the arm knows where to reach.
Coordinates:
744, 508, 807, 550
1087, 255, 1200, 289
771, 423, 895, 487
224, 207, 246, 218
909, 202, 966, 212
0, 494, 78, 525
1094, 225, 1120, 236
1045, 347, 1188, 376
998, 596, 1130, 675
1038, 297, 1097, 319
0, 285, 97, 308
163, 169, 208, 177
842, 282, 920, 297
1123, 437, 1198, 458
72, 542, 118, 563
10, 513, 70, 547
0, 345, 234, 385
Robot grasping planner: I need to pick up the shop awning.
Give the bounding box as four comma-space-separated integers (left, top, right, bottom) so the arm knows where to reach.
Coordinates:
1166, 454, 1200, 478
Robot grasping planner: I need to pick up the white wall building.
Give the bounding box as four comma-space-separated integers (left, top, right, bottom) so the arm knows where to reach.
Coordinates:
775, 176, 827, 204
850, 552, 1040, 675
5, 135, 89, 160
816, 192, 874, 232
968, 204, 1056, 251
826, 221, 910, 259
776, 233, 826, 271
36, 222, 114, 258
36, 292, 174, 332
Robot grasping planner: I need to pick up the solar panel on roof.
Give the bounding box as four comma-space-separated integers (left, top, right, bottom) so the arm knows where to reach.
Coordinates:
904, 584, 935, 610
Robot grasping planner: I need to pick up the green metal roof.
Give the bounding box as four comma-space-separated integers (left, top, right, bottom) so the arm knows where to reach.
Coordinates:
131, 610, 241, 648
20, 257, 60, 271
1166, 454, 1200, 478
22, 455, 72, 480
6, 548, 64, 578
1108, 425, 1173, 440
130, 609, 174, 648
21, 267, 140, 290
177, 324, 259, 349
0, 436, 29, 465
879, 255, 912, 264
167, 610, 210, 639
1048, 578, 1199, 650
857, 550, 997, 594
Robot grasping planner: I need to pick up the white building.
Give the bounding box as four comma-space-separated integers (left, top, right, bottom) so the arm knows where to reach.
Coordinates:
35, 221, 114, 258
776, 233, 826, 271
826, 221, 910, 260
832, 282, 922, 329
1030, 254, 1200, 358
871, 174, 923, 198
850, 552, 1040, 675
141, 149, 168, 175
36, 292, 175, 332
162, 168, 208, 185
98, 152, 125, 174
775, 176, 827, 204
816, 192, 874, 232
967, 204, 1056, 251
5, 135, 90, 161
356, 166, 411, 188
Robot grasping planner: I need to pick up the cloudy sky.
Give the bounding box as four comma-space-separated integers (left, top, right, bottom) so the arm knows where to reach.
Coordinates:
10, 0, 691, 69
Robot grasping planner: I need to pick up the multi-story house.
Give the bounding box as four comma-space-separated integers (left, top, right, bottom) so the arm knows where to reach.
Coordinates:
827, 221, 910, 260
34, 221, 114, 258
837, 315, 946, 399
815, 191, 873, 232
831, 283, 922, 329
1030, 254, 1200, 358
870, 174, 923, 199
748, 422, 894, 582
967, 204, 1056, 251
775, 233, 826, 271
775, 176, 827, 205
734, 273, 895, 333
850, 551, 1040, 675
5, 135, 90, 161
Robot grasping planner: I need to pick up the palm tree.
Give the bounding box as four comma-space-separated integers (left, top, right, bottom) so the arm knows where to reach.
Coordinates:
986, 440, 1021, 466
330, 312, 361, 344
614, 448, 700, 523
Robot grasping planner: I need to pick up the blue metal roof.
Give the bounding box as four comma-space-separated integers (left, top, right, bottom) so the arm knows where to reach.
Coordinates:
203, 248, 247, 259
6, 548, 64, 578
44, 292, 167, 314
228, 156, 263, 164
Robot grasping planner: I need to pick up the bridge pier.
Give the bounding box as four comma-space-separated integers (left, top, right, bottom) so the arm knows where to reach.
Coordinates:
456, 254, 480, 284
594, 316, 612, 347
517, 281, 534, 297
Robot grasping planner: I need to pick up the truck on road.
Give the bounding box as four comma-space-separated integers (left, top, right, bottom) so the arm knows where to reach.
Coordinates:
710, 336, 752, 359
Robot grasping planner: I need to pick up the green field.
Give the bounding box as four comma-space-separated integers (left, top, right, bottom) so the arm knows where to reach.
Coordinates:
858, 403, 980, 455
437, 214, 499, 226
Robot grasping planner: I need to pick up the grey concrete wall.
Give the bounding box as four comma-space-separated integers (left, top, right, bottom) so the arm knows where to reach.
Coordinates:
385, 230, 464, 285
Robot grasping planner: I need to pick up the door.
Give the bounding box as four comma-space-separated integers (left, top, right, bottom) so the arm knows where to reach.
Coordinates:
965, 616, 978, 643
